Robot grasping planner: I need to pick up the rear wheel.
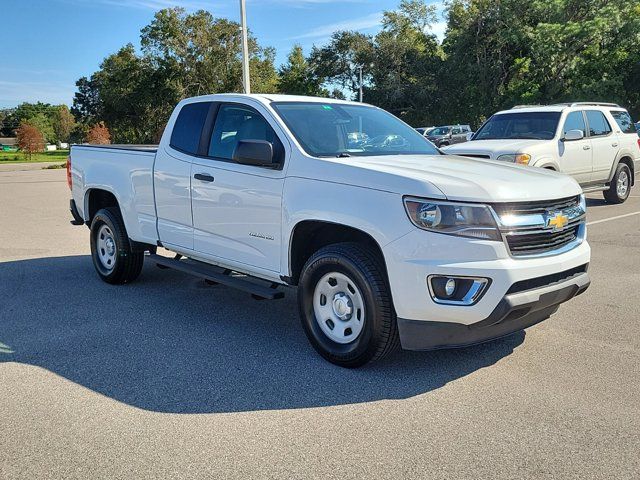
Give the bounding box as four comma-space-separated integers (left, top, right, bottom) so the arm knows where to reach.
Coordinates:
90, 207, 144, 284
603, 163, 631, 204
298, 242, 399, 368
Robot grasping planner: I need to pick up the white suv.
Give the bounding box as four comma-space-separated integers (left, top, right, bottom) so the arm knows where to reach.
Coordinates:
444, 103, 640, 203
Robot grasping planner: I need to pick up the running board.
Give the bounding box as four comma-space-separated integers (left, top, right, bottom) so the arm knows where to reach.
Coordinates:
148, 254, 285, 300
582, 185, 609, 193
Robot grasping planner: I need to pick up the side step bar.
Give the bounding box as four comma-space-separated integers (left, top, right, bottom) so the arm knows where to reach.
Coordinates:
148, 254, 285, 300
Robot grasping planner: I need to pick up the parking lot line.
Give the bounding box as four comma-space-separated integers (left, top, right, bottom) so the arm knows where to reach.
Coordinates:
587, 211, 640, 226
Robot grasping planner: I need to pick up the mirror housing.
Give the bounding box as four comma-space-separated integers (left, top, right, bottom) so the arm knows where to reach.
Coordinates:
563, 129, 584, 141
233, 140, 275, 167
466, 132, 474, 141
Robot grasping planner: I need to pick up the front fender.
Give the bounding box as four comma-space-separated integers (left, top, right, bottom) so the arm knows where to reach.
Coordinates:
281, 177, 413, 275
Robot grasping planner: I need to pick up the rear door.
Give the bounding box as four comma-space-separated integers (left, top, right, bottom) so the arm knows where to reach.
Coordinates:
558, 110, 592, 184
585, 110, 616, 183
154, 101, 213, 250
190, 102, 287, 273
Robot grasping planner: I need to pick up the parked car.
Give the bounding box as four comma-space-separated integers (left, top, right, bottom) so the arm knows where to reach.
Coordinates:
635, 121, 640, 135
444, 103, 640, 203
426, 125, 472, 147
415, 126, 435, 136
68, 94, 590, 367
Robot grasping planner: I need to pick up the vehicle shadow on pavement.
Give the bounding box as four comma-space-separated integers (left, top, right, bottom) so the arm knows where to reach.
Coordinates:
0, 255, 524, 414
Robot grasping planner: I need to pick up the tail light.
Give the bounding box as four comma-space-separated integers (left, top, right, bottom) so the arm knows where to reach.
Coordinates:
637, 138, 640, 151
66, 156, 72, 189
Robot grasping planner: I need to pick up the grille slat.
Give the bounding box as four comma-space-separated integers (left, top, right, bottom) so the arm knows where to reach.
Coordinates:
492, 196, 584, 257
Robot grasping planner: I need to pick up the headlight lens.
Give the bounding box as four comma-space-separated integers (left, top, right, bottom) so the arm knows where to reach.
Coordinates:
404, 198, 501, 241
497, 153, 531, 165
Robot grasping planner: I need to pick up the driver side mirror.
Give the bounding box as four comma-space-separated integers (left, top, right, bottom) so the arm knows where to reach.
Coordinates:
233, 140, 275, 167
562, 129, 584, 141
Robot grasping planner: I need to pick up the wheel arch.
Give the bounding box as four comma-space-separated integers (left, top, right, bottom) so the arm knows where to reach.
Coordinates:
287, 220, 388, 286
612, 156, 635, 186
84, 188, 121, 225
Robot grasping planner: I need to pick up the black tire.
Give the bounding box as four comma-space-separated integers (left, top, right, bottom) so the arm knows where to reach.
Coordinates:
604, 163, 632, 204
90, 207, 144, 284
298, 242, 399, 368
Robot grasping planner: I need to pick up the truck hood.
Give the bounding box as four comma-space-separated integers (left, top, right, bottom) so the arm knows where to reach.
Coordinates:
344, 154, 581, 202
442, 139, 545, 159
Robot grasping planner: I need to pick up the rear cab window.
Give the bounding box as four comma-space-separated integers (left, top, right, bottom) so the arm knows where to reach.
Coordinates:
170, 102, 212, 155
610, 110, 637, 134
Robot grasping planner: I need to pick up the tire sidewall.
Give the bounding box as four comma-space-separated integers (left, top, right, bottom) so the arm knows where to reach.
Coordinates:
298, 252, 384, 364
615, 164, 631, 202
90, 210, 126, 282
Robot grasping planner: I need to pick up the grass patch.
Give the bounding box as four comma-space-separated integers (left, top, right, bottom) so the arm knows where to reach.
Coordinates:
0, 150, 69, 163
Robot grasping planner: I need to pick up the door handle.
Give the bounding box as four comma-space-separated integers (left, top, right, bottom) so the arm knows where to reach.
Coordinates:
194, 173, 214, 182
583, 145, 591, 150
612, 143, 619, 147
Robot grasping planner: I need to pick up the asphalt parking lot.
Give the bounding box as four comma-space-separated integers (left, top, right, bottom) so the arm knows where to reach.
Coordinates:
1, 167, 639, 479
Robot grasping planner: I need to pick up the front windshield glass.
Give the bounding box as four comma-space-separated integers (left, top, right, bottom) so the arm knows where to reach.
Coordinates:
474, 112, 561, 140
271, 102, 439, 157
430, 127, 450, 136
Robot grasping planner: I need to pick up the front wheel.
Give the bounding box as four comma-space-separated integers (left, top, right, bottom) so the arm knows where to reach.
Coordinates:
90, 207, 144, 284
603, 163, 631, 204
298, 242, 399, 368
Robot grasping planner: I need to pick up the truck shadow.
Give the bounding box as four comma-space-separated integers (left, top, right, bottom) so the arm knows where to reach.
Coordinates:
0, 255, 524, 414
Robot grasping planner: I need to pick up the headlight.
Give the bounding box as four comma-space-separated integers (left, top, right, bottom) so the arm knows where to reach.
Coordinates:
403, 198, 501, 241
497, 153, 531, 165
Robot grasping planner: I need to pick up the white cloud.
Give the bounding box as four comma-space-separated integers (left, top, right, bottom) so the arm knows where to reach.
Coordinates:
291, 11, 382, 40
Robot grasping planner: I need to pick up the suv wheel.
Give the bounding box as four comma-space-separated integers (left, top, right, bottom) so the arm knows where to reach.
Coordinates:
298, 242, 399, 368
604, 163, 631, 204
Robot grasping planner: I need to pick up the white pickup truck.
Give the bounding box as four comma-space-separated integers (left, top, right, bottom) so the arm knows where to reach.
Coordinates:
68, 94, 591, 367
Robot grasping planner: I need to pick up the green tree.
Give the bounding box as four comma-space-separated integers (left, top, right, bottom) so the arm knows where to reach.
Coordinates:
52, 105, 76, 144
72, 7, 279, 143
277, 45, 325, 96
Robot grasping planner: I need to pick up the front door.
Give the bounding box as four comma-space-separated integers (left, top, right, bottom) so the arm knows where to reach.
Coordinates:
190, 102, 286, 273
557, 110, 592, 184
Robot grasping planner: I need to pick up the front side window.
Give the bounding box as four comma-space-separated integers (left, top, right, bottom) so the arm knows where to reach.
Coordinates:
271, 102, 439, 157
562, 111, 586, 136
170, 102, 212, 154
208, 104, 283, 163
585, 111, 612, 137
474, 112, 561, 140
610, 110, 636, 134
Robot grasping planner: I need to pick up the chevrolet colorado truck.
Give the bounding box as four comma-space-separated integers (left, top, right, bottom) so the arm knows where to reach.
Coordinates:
443, 103, 640, 204
68, 94, 591, 367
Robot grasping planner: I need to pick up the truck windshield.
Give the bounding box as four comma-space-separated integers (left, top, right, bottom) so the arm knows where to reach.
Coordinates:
473, 112, 561, 140
271, 102, 439, 157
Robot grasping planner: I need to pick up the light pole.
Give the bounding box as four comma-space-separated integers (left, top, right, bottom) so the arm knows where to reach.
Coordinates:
358, 65, 363, 103
239, 0, 251, 94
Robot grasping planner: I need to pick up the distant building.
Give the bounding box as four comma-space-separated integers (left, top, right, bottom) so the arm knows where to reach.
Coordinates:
0, 137, 17, 151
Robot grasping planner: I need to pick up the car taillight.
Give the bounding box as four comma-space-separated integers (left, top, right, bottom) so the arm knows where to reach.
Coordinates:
637, 138, 640, 151
66, 156, 72, 189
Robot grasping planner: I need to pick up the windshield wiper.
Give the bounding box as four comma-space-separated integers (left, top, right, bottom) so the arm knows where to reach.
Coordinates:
337, 152, 351, 158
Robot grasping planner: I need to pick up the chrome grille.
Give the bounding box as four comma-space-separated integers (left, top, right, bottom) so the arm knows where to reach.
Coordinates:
491, 196, 585, 257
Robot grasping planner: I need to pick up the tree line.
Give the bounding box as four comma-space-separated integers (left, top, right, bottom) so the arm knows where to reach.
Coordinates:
4, 0, 640, 146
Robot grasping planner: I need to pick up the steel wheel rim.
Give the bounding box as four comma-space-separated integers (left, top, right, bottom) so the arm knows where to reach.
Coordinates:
96, 224, 116, 271
617, 170, 629, 197
312, 272, 365, 344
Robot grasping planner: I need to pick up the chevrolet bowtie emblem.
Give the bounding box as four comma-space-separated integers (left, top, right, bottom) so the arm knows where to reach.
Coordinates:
547, 212, 569, 231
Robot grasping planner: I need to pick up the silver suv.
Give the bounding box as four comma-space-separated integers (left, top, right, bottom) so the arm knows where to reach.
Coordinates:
444, 103, 640, 203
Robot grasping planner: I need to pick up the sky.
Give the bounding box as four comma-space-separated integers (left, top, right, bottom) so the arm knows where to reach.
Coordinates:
0, 0, 446, 108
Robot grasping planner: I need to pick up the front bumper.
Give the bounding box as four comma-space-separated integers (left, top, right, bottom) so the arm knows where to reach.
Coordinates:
398, 270, 590, 351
